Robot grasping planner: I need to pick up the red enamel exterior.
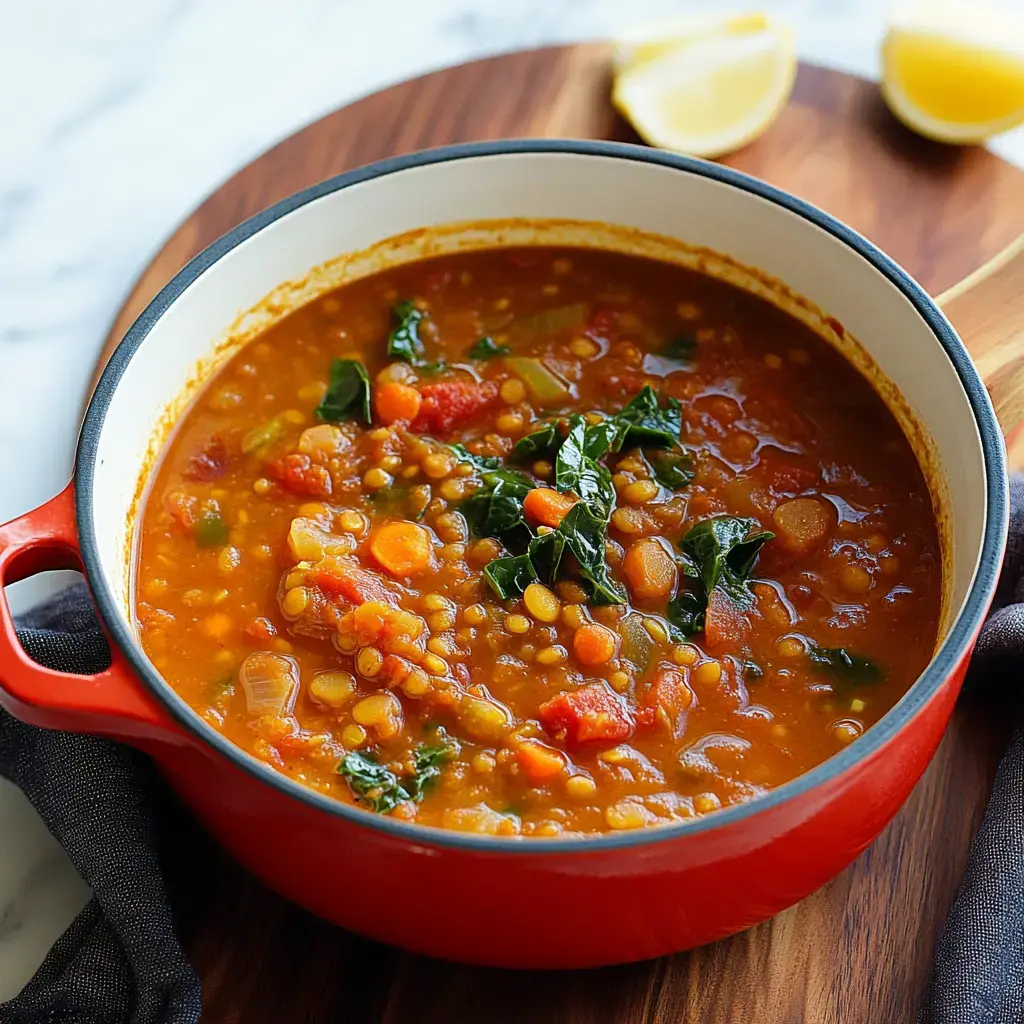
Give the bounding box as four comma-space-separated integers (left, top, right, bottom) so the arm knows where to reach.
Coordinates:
0, 482, 983, 967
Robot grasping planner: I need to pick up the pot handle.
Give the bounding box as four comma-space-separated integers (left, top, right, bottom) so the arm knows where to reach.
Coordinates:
939, 235, 1024, 440
0, 482, 179, 743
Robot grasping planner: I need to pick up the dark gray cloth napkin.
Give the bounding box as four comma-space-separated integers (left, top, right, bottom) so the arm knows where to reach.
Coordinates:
918, 474, 1024, 1024
3, 476, 1024, 1023
0, 586, 200, 1024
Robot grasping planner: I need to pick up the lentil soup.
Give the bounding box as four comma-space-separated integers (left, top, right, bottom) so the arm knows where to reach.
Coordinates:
135, 246, 941, 836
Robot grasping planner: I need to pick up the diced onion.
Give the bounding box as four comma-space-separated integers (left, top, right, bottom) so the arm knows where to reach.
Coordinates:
238, 652, 299, 715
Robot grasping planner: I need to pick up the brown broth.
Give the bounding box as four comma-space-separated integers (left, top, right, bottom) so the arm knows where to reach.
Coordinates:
135, 246, 941, 836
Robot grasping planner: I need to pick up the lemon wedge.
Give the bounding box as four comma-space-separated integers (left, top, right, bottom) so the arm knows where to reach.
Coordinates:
612, 16, 796, 159
613, 12, 771, 74
882, 1, 1024, 144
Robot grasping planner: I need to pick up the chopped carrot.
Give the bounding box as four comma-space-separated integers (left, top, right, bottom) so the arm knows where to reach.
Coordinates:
573, 621, 618, 666
772, 497, 832, 554
370, 521, 434, 577
623, 538, 677, 600
523, 487, 577, 528
375, 381, 422, 425
517, 740, 567, 783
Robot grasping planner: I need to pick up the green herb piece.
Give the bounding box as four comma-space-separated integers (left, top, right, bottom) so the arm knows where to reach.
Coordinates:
484, 553, 538, 600
650, 450, 695, 490
582, 419, 619, 460
554, 416, 615, 521
664, 334, 697, 361
511, 303, 589, 341
195, 512, 229, 549
206, 674, 235, 701
315, 358, 372, 424
742, 660, 764, 681
339, 740, 457, 813
609, 385, 682, 451
467, 336, 510, 359
447, 444, 503, 472
338, 751, 407, 813
527, 530, 565, 584
557, 504, 626, 605
241, 415, 286, 454
512, 421, 562, 461
683, 516, 774, 610
505, 356, 573, 404
808, 645, 882, 686
666, 517, 774, 637
460, 465, 534, 549
387, 300, 427, 364
403, 740, 459, 801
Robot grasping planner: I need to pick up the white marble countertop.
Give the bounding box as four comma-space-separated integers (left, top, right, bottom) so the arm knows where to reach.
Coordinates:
3, 0, 1024, 1001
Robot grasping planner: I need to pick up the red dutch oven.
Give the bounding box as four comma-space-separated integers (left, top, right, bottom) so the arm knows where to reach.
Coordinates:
0, 142, 1021, 968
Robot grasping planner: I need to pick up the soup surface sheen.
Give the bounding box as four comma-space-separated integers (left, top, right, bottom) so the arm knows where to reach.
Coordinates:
135, 246, 941, 836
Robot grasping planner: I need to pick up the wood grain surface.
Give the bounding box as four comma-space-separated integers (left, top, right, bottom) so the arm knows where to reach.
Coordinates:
99, 46, 1024, 1023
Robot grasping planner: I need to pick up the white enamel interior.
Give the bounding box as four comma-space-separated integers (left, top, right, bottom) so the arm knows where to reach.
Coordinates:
89, 150, 986, 656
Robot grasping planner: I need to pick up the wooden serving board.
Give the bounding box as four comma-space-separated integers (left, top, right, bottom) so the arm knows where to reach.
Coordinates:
100, 47, 1024, 1023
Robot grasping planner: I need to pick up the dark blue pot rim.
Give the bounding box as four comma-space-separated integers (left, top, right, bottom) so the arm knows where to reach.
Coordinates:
77, 139, 1008, 854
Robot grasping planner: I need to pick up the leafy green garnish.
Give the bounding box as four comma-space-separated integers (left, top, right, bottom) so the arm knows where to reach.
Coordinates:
554, 416, 615, 521
552, 504, 626, 605
338, 752, 406, 813
467, 336, 510, 359
666, 516, 774, 637
387, 300, 427, 364
742, 660, 764, 681
808, 645, 881, 686
447, 444, 503, 473
512, 421, 562, 462
338, 740, 457, 813
664, 334, 697, 361
484, 553, 538, 600
526, 530, 564, 585
315, 358, 372, 424
650, 450, 695, 490
460, 466, 534, 550
206, 674, 235, 700
609, 385, 682, 451
684, 516, 774, 608
195, 512, 229, 548
404, 742, 457, 801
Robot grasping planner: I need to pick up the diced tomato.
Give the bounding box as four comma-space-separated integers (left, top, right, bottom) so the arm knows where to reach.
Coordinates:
306, 561, 396, 606
637, 666, 693, 732
539, 683, 635, 744
704, 590, 750, 652
186, 435, 229, 481
242, 616, 278, 644
270, 452, 333, 498
410, 379, 498, 435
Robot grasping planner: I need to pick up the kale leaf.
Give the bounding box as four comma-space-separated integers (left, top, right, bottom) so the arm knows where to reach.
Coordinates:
315, 358, 372, 424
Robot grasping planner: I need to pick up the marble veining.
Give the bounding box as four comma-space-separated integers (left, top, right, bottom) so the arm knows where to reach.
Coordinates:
2, 0, 1023, 1001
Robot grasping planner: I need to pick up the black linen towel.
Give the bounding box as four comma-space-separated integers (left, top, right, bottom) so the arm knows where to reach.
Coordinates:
3, 479, 1024, 1022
